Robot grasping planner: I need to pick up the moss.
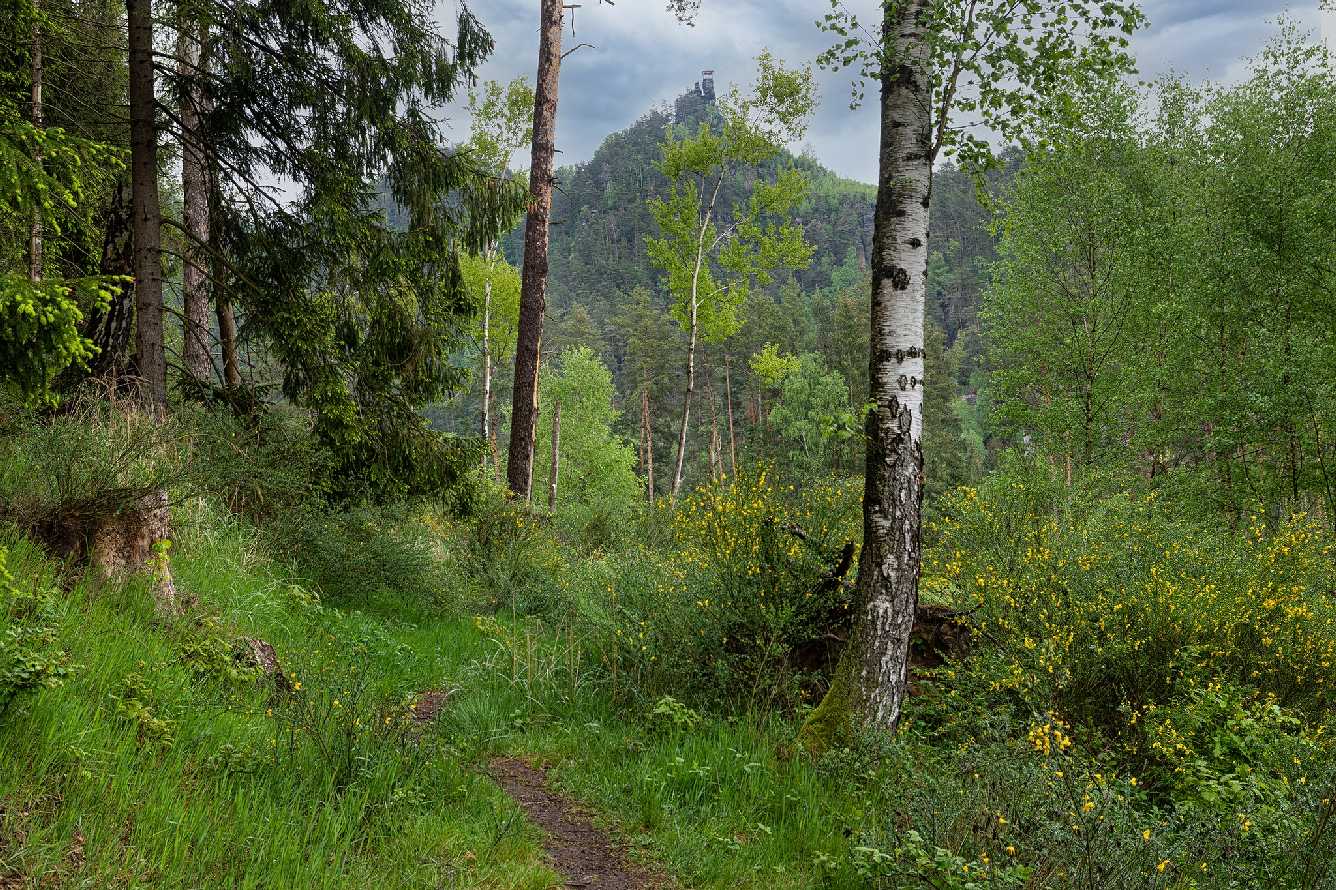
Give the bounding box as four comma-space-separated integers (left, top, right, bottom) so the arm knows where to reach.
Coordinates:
796, 651, 857, 756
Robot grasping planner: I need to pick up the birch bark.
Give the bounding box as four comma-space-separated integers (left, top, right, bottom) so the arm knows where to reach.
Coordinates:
852, 0, 932, 730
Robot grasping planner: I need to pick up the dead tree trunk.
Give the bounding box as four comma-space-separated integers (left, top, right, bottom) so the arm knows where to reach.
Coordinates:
506, 0, 563, 500
127, 0, 166, 411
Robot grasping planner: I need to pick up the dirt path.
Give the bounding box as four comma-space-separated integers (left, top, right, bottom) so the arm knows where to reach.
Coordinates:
487, 757, 665, 889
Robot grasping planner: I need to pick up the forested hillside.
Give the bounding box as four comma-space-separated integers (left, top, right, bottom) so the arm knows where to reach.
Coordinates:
4, 1, 1336, 888
430, 84, 1009, 499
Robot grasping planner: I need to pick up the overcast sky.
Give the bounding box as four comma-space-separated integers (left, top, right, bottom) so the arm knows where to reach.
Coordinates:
445, 2, 1335, 183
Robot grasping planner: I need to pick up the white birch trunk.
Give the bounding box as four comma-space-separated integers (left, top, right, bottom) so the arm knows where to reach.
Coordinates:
670, 178, 722, 501
851, 0, 932, 732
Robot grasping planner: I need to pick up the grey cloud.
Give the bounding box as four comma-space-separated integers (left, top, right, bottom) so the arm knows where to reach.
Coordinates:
449, 1, 1323, 183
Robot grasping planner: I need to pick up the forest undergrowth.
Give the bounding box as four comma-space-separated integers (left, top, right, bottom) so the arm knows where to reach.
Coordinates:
3, 405, 1335, 889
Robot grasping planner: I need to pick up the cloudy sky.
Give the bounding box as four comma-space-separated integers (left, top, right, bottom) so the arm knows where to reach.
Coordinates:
444, 1, 1334, 183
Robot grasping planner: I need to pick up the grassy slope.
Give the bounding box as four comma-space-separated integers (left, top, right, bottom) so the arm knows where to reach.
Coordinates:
0, 499, 869, 889
0, 501, 556, 889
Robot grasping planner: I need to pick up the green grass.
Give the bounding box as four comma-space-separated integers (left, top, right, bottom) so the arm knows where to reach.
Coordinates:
8, 489, 1332, 889
0, 501, 558, 889
0, 491, 932, 889
0, 496, 867, 889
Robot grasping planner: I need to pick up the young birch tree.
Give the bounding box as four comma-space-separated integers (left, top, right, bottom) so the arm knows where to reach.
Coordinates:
800, 0, 1144, 745
465, 78, 533, 469
507, 0, 701, 501
647, 53, 817, 499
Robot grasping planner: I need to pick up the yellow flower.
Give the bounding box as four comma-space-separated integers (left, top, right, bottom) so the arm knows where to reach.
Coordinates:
1142, 829, 1151, 841
294, 681, 302, 691
1157, 860, 1170, 873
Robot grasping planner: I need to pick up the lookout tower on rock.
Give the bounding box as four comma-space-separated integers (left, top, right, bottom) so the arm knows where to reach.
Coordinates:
675, 69, 718, 123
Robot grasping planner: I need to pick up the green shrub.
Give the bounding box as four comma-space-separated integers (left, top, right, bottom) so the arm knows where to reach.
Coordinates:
0, 391, 181, 523
563, 469, 861, 710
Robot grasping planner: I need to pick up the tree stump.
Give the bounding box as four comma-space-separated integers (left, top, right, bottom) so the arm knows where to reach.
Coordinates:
27, 487, 178, 616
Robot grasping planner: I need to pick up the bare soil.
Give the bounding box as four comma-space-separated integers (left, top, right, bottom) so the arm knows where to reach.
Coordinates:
487, 757, 666, 889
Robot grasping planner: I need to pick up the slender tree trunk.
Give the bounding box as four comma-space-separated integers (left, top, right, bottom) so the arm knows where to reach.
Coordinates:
507, 0, 563, 500
803, 0, 932, 744
215, 293, 241, 388
178, 21, 212, 384
481, 250, 493, 470
548, 400, 561, 511
28, 4, 43, 282
671, 302, 698, 499
207, 160, 241, 390
706, 375, 722, 481
723, 353, 738, 476
670, 178, 721, 501
641, 375, 655, 504
128, 0, 166, 411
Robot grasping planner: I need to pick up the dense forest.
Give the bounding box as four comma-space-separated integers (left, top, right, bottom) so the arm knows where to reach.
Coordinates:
2, 0, 1336, 887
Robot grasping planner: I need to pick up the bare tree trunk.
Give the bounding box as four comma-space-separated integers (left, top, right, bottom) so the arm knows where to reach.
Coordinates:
216, 293, 241, 388
670, 177, 721, 501
671, 302, 698, 499
723, 353, 738, 476
802, 0, 931, 745
481, 255, 493, 470
507, 0, 563, 500
706, 375, 722, 481
178, 21, 212, 384
547, 400, 561, 511
28, 4, 42, 282
128, 0, 166, 412
641, 375, 655, 504
209, 160, 241, 390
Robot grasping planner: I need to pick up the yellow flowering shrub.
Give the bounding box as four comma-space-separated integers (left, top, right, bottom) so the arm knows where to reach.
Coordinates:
918, 461, 1336, 837
576, 467, 862, 708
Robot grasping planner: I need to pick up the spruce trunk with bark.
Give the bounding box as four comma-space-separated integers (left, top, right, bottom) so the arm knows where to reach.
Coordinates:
178, 22, 212, 384
127, 0, 166, 410
801, 0, 931, 747
506, 0, 563, 500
